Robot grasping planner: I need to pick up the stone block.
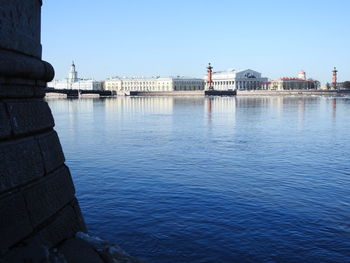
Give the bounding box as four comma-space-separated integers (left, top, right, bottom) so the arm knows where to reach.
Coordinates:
23, 165, 75, 227
38, 205, 86, 248
0, 0, 42, 58
70, 198, 87, 232
6, 99, 54, 136
0, 137, 44, 193
0, 84, 35, 98
0, 85, 45, 99
0, 49, 54, 82
36, 131, 65, 174
59, 238, 104, 263
0, 191, 33, 250
0, 236, 49, 263
34, 86, 46, 98
0, 102, 11, 139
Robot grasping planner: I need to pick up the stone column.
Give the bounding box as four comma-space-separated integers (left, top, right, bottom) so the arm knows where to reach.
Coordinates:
0, 0, 87, 260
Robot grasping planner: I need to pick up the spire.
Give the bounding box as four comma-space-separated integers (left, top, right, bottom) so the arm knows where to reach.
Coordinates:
68, 61, 78, 83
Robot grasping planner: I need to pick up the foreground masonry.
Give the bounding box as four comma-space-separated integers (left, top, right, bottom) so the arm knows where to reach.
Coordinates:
0, 1, 144, 262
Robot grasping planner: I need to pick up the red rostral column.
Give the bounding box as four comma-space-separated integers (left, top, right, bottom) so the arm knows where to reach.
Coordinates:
207, 63, 213, 90
332, 67, 338, 89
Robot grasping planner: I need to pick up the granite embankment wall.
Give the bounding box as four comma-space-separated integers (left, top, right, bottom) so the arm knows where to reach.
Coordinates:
130, 90, 204, 96
0, 0, 88, 260
1, 1, 144, 262
237, 90, 350, 96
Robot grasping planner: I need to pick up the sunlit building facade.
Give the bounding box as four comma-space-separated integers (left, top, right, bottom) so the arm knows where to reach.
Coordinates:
263, 71, 320, 90
204, 69, 268, 91
47, 62, 102, 90
104, 76, 204, 95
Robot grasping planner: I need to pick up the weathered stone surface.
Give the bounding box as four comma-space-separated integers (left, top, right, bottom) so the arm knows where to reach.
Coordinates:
0, 191, 33, 250
6, 99, 54, 136
38, 204, 86, 248
0, 77, 47, 87
0, 49, 54, 81
71, 198, 87, 233
0, 0, 42, 58
59, 238, 104, 263
0, 84, 35, 98
76, 232, 147, 263
0, 236, 49, 263
0, 102, 11, 139
0, 1, 93, 260
36, 131, 65, 174
0, 137, 44, 193
23, 165, 75, 227
0, 84, 45, 98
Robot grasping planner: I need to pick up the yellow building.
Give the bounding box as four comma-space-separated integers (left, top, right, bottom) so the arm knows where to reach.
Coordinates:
104, 76, 204, 95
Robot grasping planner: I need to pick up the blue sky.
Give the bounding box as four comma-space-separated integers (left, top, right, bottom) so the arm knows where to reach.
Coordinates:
42, 0, 350, 84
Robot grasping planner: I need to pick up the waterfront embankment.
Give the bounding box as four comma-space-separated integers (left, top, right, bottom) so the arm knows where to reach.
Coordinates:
237, 89, 350, 96
129, 90, 204, 96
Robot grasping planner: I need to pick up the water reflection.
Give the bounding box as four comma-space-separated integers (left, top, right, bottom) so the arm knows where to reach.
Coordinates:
46, 95, 350, 263
46, 96, 348, 132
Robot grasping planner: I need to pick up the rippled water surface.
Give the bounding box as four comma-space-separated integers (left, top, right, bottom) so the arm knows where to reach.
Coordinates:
48, 96, 350, 263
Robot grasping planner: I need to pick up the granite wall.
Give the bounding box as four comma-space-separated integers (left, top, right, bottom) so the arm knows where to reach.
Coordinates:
0, 0, 87, 261
0, 1, 146, 262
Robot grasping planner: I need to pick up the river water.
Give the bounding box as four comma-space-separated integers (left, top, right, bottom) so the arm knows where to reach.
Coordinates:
48, 96, 350, 263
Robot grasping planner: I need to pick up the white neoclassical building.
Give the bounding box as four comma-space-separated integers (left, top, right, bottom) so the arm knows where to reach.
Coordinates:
47, 62, 102, 90
104, 76, 204, 95
204, 69, 268, 91
263, 71, 320, 90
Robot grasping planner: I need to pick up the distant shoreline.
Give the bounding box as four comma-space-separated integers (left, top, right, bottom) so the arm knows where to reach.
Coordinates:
236, 90, 350, 96
45, 89, 350, 98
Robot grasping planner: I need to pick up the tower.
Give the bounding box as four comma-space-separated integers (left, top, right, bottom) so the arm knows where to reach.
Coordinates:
207, 63, 213, 90
68, 61, 78, 83
298, 70, 306, 80
332, 67, 338, 89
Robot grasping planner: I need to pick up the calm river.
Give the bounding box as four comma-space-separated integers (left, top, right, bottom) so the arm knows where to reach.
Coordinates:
48, 96, 350, 263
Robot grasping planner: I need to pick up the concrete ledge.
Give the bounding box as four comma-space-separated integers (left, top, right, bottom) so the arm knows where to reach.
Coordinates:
36, 131, 65, 174
0, 191, 33, 250
23, 165, 75, 227
0, 137, 44, 193
5, 99, 55, 136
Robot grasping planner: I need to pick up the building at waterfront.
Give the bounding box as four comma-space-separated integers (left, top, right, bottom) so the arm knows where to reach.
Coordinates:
47, 62, 102, 90
204, 68, 268, 91
263, 71, 320, 90
104, 76, 205, 95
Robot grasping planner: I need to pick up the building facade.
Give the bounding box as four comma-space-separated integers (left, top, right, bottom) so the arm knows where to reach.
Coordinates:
204, 69, 268, 91
264, 71, 320, 90
104, 76, 204, 95
47, 62, 102, 90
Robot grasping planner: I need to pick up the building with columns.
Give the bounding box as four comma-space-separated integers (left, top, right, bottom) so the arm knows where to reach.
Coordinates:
47, 62, 102, 90
204, 69, 268, 91
104, 76, 204, 95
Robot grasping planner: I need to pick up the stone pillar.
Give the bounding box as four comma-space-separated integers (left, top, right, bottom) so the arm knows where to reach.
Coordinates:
0, 0, 86, 260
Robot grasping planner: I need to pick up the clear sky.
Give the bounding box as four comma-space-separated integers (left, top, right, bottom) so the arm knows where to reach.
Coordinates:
42, 0, 350, 84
